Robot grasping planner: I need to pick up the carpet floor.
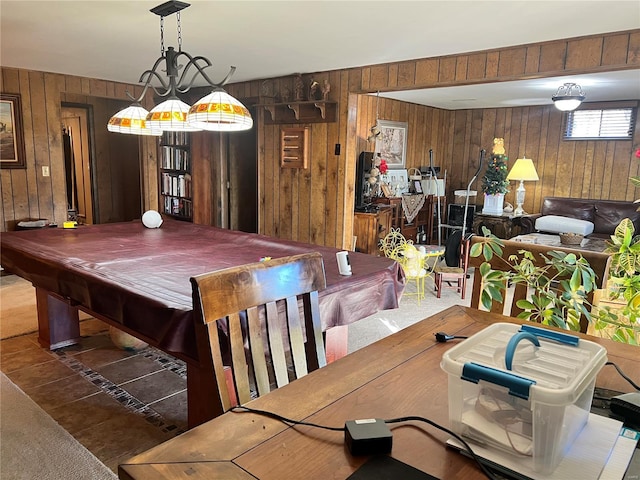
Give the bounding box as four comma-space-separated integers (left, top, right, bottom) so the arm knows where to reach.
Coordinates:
1, 372, 117, 480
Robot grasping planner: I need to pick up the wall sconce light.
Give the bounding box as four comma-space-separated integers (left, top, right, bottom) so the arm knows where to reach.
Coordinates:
108, 0, 252, 136
506, 157, 539, 216
552, 83, 586, 112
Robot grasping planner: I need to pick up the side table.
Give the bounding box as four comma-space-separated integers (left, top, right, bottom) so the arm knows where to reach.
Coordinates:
353, 207, 393, 255
472, 213, 527, 239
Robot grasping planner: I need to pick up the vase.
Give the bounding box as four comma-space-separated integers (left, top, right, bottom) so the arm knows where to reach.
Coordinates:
482, 193, 504, 215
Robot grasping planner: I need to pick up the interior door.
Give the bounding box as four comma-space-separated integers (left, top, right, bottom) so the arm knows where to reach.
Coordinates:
227, 106, 258, 233
61, 107, 93, 224
62, 99, 142, 224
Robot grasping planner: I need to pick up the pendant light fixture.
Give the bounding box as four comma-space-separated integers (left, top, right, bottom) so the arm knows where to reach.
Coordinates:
107, 0, 252, 135
552, 83, 586, 112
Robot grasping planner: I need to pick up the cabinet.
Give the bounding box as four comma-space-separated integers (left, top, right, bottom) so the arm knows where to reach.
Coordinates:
472, 213, 525, 239
353, 208, 392, 256
159, 131, 193, 221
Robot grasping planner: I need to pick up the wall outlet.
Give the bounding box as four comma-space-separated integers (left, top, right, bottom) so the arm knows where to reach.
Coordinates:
42, 166, 50, 177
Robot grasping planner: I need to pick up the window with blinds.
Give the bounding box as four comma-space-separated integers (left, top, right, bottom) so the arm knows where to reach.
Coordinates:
563, 107, 635, 140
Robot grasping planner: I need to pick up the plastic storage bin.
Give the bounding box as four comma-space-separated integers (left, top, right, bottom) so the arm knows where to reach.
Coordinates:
440, 322, 607, 474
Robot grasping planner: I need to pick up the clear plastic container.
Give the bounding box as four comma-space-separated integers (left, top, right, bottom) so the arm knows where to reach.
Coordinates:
440, 322, 607, 474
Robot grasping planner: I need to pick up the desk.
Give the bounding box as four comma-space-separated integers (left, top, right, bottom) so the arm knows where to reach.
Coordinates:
118, 305, 638, 480
0, 219, 404, 426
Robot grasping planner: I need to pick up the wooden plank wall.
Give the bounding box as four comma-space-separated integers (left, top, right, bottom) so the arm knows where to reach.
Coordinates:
0, 67, 156, 231
224, 29, 640, 250
2, 29, 639, 249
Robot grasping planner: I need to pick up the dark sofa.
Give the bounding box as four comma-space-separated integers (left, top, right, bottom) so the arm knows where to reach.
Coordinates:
520, 197, 640, 239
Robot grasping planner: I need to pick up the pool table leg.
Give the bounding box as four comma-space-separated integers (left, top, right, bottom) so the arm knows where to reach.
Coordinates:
35, 287, 81, 350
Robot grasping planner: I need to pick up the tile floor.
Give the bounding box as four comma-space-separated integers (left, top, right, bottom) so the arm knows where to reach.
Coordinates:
0, 318, 188, 474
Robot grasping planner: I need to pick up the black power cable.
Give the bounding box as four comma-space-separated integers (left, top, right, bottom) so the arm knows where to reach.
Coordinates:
231, 406, 499, 479
229, 361, 638, 480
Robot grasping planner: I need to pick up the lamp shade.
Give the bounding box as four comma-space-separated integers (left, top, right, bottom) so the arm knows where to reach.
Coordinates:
187, 89, 253, 131
107, 104, 162, 136
146, 97, 201, 132
507, 157, 539, 181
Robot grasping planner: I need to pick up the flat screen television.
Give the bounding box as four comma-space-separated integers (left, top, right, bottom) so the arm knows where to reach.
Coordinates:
447, 204, 476, 227
355, 151, 375, 211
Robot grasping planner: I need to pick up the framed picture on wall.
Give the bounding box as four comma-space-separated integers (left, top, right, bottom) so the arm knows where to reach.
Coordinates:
0, 94, 26, 169
375, 120, 407, 169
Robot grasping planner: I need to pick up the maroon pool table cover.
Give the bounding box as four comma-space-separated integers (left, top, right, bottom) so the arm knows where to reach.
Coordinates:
1, 219, 405, 361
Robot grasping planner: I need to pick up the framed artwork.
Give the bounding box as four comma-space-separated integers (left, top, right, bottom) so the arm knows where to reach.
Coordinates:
413, 179, 423, 194
380, 184, 393, 198
380, 169, 409, 196
375, 120, 407, 169
0, 94, 26, 169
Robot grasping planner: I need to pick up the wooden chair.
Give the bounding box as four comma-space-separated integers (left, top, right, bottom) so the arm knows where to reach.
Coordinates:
190, 252, 327, 414
468, 237, 612, 332
434, 230, 471, 299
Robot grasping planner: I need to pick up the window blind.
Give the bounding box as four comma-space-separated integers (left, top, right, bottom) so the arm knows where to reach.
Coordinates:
564, 107, 635, 140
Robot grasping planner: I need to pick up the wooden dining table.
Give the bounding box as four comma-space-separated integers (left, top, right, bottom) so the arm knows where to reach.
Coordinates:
118, 305, 639, 480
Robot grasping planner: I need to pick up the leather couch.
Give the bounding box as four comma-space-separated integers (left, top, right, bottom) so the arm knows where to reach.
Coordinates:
520, 197, 640, 239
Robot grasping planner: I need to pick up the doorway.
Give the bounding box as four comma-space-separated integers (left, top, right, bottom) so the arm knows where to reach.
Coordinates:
61, 106, 93, 224
227, 105, 258, 233
61, 99, 143, 224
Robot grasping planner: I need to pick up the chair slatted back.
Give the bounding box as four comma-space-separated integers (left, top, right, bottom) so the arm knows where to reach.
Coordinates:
434, 233, 472, 298
191, 252, 327, 412
468, 237, 612, 332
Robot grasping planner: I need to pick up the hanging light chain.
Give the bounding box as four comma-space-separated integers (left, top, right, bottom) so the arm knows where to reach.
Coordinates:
176, 11, 182, 52
160, 15, 165, 56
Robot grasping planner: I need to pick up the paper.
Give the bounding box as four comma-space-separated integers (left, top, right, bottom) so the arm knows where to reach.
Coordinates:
448, 414, 633, 480
599, 428, 640, 480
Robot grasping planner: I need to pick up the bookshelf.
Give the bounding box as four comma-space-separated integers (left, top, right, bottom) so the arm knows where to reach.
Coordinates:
159, 131, 193, 221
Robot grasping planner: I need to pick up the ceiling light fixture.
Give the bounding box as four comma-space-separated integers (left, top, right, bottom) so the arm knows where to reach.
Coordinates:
107, 0, 252, 136
551, 83, 586, 112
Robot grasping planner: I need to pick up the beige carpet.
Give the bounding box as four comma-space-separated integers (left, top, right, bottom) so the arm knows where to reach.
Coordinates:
0, 275, 93, 340
0, 275, 38, 339
0, 372, 117, 480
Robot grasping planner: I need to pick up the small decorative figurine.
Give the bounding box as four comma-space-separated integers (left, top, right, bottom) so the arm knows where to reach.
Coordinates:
321, 79, 331, 101
293, 74, 305, 101
309, 79, 319, 101
280, 85, 291, 102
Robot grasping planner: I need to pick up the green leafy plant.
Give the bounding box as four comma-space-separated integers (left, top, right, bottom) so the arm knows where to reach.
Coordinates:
590, 150, 640, 344
470, 228, 601, 332
592, 218, 640, 344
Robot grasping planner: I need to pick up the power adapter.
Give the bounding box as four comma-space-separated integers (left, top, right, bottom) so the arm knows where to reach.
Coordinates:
345, 419, 393, 456
610, 392, 640, 427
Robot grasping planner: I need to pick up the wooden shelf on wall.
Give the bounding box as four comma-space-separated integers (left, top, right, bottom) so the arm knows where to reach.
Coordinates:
259, 100, 337, 124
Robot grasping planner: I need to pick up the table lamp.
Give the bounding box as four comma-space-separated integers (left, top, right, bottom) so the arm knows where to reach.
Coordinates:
506, 157, 539, 216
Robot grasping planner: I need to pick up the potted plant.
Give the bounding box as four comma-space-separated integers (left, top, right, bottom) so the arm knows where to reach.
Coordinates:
470, 149, 640, 344
591, 218, 640, 344
481, 138, 510, 214
470, 229, 602, 332
590, 149, 640, 344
